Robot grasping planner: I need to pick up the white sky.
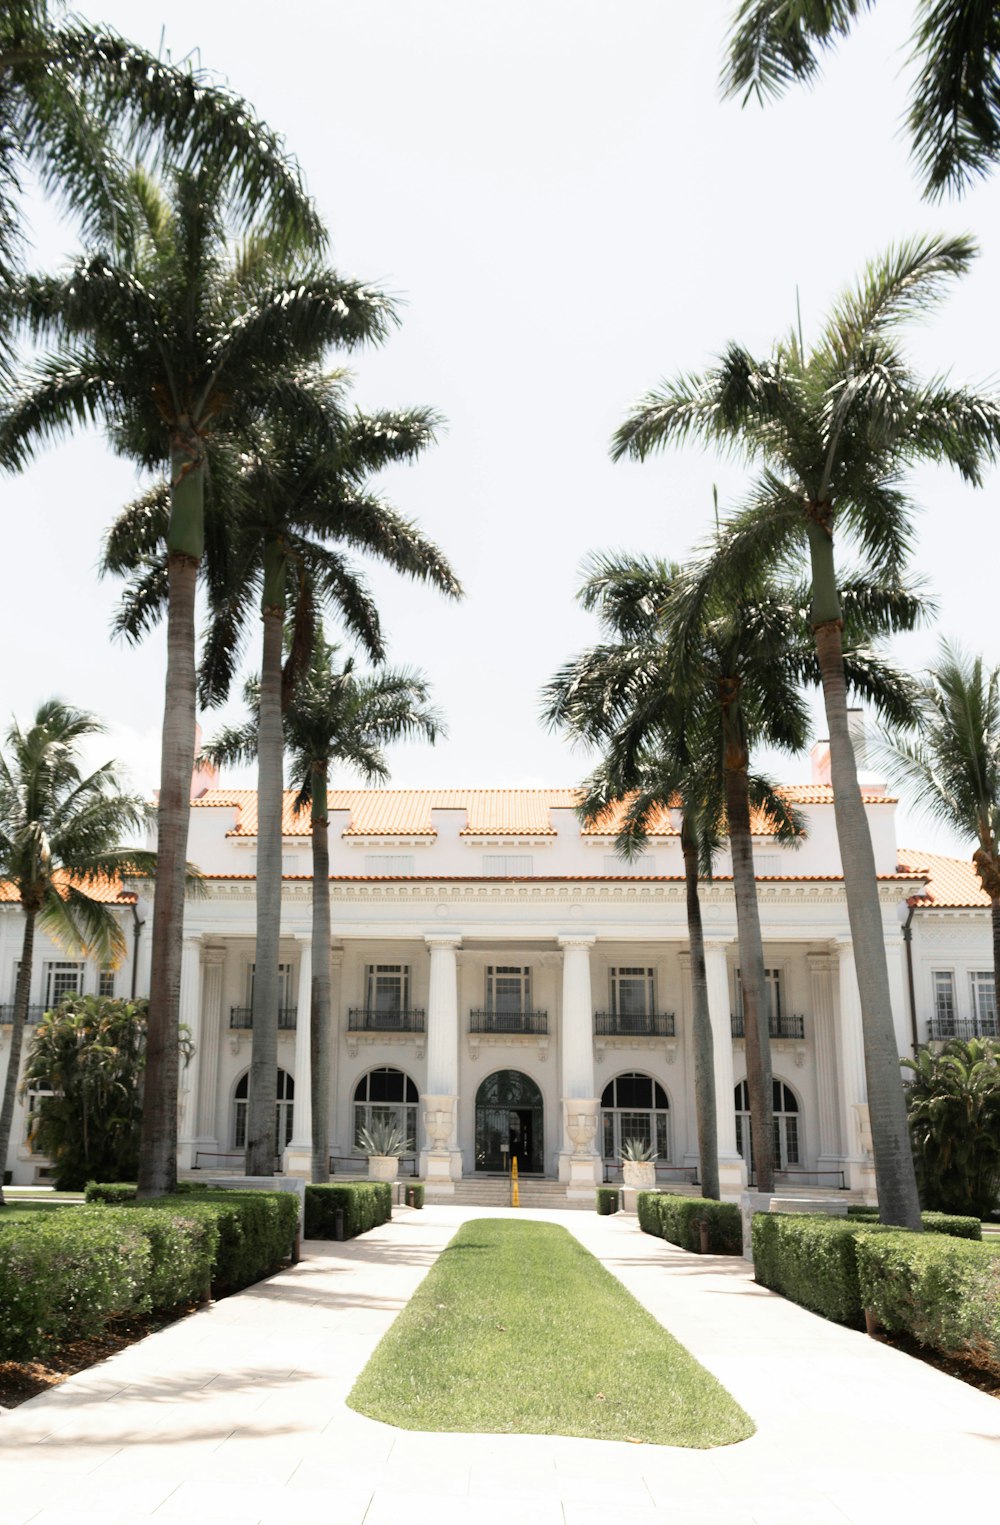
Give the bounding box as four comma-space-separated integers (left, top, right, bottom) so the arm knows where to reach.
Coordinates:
6, 1, 997, 857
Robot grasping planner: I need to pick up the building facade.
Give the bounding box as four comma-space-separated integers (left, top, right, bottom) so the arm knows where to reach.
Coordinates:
2, 758, 996, 1195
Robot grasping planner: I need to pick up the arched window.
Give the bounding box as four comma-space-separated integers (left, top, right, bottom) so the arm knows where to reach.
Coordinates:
734, 1078, 800, 1172
232, 1068, 295, 1155
600, 1071, 671, 1161
353, 1067, 418, 1154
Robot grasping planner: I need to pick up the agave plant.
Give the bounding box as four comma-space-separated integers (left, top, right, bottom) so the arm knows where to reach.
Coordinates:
621, 1137, 658, 1164
357, 1119, 413, 1158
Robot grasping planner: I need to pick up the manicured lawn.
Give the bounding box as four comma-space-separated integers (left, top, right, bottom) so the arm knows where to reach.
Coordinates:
0, 1201, 78, 1224
348, 1218, 754, 1447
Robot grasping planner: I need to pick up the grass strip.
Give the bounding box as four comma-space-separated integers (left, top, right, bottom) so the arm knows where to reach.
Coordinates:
348, 1217, 753, 1447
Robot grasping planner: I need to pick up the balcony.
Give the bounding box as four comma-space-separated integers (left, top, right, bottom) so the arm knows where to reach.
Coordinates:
347, 1007, 426, 1034
927, 1016, 999, 1041
0, 1005, 46, 1024
731, 1012, 805, 1040
229, 1006, 297, 1030
594, 1011, 676, 1038
469, 1009, 548, 1035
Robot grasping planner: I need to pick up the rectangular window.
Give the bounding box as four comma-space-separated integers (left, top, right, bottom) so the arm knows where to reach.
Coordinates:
970, 972, 997, 1034
486, 965, 531, 1013
736, 968, 782, 1025
44, 962, 83, 1008
248, 963, 294, 1009
365, 964, 410, 1012
364, 855, 415, 875
610, 967, 654, 1017
482, 855, 533, 876
98, 967, 116, 999
602, 855, 657, 876
932, 970, 956, 1032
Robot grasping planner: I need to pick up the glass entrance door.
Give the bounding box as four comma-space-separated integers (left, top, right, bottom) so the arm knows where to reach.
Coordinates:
474, 1070, 544, 1173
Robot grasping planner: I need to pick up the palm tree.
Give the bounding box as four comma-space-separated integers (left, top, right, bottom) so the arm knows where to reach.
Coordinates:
0, 0, 320, 285
1, 168, 395, 1195
612, 236, 995, 1226
883, 642, 1000, 1020
724, 2, 1000, 199
0, 700, 156, 1206
902, 1038, 1000, 1218
203, 636, 441, 1182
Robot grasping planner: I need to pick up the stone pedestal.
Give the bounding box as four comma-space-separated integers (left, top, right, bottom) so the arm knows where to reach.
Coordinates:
282, 1145, 312, 1180
560, 1097, 601, 1200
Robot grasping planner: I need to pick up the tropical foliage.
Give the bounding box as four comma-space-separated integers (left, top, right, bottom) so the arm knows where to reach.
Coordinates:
902, 1039, 1000, 1218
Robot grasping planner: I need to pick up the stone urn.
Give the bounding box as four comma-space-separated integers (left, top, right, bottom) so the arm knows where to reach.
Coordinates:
422, 1093, 455, 1154
368, 1154, 399, 1183
622, 1160, 657, 1189
565, 1098, 600, 1155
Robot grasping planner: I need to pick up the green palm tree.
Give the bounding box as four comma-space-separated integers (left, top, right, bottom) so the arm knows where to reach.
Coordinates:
0, 1, 320, 284
884, 642, 1000, 1022
724, 2, 1000, 199
611, 236, 992, 1227
204, 635, 441, 1182
0, 700, 156, 1205
0, 168, 394, 1196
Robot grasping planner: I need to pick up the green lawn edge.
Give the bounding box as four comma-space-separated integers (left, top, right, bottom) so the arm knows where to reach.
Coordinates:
348, 1217, 754, 1448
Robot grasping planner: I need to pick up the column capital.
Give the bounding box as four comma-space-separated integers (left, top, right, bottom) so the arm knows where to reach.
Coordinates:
425, 933, 462, 950
834, 935, 854, 953
202, 943, 226, 967
329, 943, 344, 970
807, 951, 837, 972
702, 937, 734, 955
557, 934, 596, 950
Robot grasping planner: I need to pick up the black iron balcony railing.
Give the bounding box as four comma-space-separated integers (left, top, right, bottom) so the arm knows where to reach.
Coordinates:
0, 1005, 46, 1024
229, 1006, 297, 1030
594, 1011, 676, 1037
927, 1015, 999, 1041
347, 1007, 426, 1033
469, 1009, 548, 1035
731, 1012, 805, 1040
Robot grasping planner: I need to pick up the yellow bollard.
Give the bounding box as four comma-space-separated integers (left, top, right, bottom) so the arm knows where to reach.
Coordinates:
511, 1155, 519, 1207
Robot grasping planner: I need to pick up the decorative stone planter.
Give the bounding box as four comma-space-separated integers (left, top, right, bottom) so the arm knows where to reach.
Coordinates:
367, 1154, 399, 1182
622, 1160, 656, 1190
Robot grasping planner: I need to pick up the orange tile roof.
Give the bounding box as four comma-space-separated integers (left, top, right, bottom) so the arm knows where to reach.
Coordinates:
0, 870, 136, 905
897, 848, 989, 909
190, 783, 895, 841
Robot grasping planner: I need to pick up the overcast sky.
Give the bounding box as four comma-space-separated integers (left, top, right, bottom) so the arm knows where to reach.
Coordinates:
7, 1, 997, 857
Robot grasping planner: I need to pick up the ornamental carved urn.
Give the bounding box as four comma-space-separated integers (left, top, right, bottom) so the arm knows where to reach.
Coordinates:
564, 1098, 599, 1156
422, 1093, 455, 1153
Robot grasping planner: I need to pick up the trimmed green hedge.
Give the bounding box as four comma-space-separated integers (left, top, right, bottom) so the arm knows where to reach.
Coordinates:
753, 1213, 904, 1326
596, 1187, 619, 1215
637, 1192, 742, 1254
305, 1182, 392, 1239
85, 1181, 138, 1204
846, 1206, 982, 1240
404, 1183, 425, 1209
855, 1231, 1000, 1359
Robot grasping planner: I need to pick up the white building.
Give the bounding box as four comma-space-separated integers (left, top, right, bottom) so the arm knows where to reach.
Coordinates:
2, 748, 996, 1197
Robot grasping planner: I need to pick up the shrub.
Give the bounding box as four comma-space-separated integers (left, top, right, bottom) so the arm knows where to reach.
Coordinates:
902, 1039, 1000, 1218
637, 1192, 742, 1254
404, 1183, 425, 1209
596, 1187, 619, 1215
752, 1213, 901, 1326
172, 1191, 299, 1290
85, 1181, 138, 1204
856, 1231, 1000, 1360
305, 1182, 392, 1239
846, 1206, 982, 1239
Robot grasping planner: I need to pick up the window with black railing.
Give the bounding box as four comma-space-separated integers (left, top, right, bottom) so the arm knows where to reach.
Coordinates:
229, 1006, 297, 1029
472, 966, 546, 1032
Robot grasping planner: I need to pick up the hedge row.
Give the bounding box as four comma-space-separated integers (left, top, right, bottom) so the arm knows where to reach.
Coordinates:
305, 1182, 392, 1239
596, 1187, 619, 1215
0, 1189, 299, 1361
637, 1191, 742, 1254
845, 1207, 982, 1240
856, 1232, 1000, 1360
751, 1213, 904, 1326
403, 1183, 425, 1209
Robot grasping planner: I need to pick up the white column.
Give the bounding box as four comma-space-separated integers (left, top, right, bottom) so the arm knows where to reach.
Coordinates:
423, 934, 462, 1189
326, 945, 343, 1156
835, 937, 874, 1193
677, 950, 701, 1167
283, 938, 313, 1176
177, 937, 202, 1170
808, 951, 842, 1169
558, 935, 600, 1196
195, 945, 225, 1144
704, 938, 746, 1195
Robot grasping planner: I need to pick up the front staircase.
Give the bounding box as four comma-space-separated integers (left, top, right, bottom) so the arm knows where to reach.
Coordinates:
425, 1176, 593, 1210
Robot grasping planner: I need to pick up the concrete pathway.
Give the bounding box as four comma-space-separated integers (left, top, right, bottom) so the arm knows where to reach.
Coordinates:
1, 1204, 998, 1524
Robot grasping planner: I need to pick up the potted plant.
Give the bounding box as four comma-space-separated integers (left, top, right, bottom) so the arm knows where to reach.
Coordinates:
621, 1137, 657, 1189
357, 1118, 412, 1182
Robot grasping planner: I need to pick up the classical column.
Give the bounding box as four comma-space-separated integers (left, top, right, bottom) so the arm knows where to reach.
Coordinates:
283, 938, 313, 1177
176, 936, 202, 1170
808, 950, 842, 1169
677, 950, 701, 1168
835, 937, 874, 1193
326, 945, 343, 1157
703, 939, 746, 1194
423, 934, 462, 1190
558, 935, 600, 1197
195, 945, 226, 1146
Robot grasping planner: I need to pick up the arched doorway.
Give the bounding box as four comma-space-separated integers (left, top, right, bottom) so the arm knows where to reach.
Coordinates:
475, 1069, 543, 1174
600, 1072, 671, 1162
734, 1078, 801, 1177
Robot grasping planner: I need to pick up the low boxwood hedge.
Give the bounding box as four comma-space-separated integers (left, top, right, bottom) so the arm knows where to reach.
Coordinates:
596, 1187, 619, 1215
404, 1183, 425, 1209
846, 1206, 982, 1240
637, 1191, 742, 1254
855, 1231, 1000, 1359
753, 1213, 905, 1326
85, 1181, 138, 1204
305, 1182, 392, 1239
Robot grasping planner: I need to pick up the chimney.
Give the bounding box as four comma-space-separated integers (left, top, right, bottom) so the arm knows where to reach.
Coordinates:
190, 722, 219, 800
810, 740, 831, 785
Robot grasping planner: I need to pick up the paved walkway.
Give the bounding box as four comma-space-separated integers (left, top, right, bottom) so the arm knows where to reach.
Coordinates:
1, 1204, 998, 1524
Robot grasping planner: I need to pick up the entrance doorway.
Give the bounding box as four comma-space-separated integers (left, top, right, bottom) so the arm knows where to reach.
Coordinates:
474, 1069, 544, 1174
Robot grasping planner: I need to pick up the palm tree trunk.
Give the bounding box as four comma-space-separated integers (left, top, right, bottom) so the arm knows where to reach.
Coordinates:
808, 519, 921, 1230
0, 908, 36, 1206
247, 559, 285, 1177
682, 813, 718, 1199
310, 763, 332, 1183
721, 682, 775, 1194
